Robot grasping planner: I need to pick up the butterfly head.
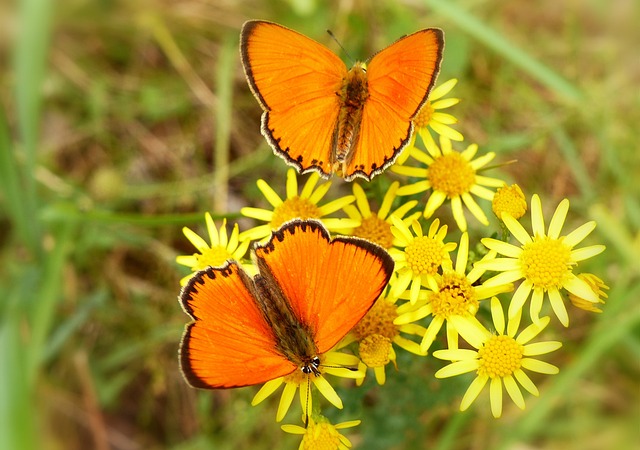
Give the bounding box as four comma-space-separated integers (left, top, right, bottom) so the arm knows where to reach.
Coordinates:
300, 356, 322, 377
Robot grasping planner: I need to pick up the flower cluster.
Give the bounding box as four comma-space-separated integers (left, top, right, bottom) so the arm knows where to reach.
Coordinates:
175, 77, 607, 447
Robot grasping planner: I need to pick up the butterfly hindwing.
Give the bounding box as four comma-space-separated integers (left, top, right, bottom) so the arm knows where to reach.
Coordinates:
179, 262, 297, 389
254, 220, 395, 354
241, 20, 347, 177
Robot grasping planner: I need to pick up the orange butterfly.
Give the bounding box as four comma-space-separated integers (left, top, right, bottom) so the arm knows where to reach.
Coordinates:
179, 219, 394, 389
240, 20, 444, 181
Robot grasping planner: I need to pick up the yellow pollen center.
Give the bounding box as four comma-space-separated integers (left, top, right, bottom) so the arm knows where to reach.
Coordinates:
193, 247, 233, 271
492, 184, 527, 219
302, 420, 342, 450
477, 335, 523, 378
413, 101, 434, 129
520, 236, 573, 290
405, 236, 446, 275
353, 215, 395, 248
358, 334, 392, 367
429, 272, 478, 318
427, 153, 476, 197
270, 196, 321, 229
353, 300, 398, 340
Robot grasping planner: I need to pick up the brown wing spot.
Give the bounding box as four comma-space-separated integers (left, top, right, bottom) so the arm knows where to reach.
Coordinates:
296, 155, 303, 163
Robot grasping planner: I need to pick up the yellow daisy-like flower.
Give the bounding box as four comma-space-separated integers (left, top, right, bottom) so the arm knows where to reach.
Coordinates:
251, 351, 362, 422
492, 184, 527, 220
282, 415, 361, 450
343, 181, 421, 248
340, 294, 426, 385
397, 78, 463, 165
393, 136, 505, 232
434, 297, 563, 418
394, 233, 513, 353
388, 216, 457, 304
478, 194, 607, 326
175, 213, 251, 285
568, 273, 608, 313
239, 169, 358, 241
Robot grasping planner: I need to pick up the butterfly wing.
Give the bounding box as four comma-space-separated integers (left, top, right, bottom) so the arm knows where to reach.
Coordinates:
240, 20, 347, 177
254, 220, 394, 354
179, 262, 297, 389
343, 28, 444, 181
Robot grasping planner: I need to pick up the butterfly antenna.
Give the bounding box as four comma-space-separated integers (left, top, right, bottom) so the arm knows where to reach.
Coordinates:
327, 29, 355, 64
304, 377, 311, 428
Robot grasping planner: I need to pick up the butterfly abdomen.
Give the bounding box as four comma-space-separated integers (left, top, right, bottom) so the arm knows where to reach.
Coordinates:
332, 63, 369, 175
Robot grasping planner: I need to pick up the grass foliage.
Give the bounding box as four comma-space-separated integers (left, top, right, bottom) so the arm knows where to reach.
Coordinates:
1, 0, 638, 449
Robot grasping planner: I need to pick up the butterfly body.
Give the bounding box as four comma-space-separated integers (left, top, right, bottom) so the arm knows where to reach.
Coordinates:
333, 63, 369, 176
240, 21, 444, 181
179, 219, 394, 389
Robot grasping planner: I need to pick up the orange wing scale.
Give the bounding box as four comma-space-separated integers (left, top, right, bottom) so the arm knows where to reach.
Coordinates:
241, 21, 346, 176
254, 220, 394, 354
179, 263, 296, 389
344, 29, 444, 180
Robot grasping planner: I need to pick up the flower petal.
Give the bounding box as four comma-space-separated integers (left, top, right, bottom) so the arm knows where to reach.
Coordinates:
434, 360, 479, 378
257, 179, 283, 207
490, 377, 503, 418
503, 374, 525, 410
460, 375, 488, 411
548, 198, 569, 239
523, 341, 562, 356
513, 369, 539, 396
520, 358, 559, 374
564, 221, 597, 247
530, 194, 545, 237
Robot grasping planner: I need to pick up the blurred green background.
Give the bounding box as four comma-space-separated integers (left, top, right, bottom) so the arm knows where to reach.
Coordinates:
1, 0, 638, 449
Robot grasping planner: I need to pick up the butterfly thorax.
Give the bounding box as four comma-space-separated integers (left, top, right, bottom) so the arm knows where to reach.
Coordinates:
253, 274, 320, 374
332, 63, 369, 176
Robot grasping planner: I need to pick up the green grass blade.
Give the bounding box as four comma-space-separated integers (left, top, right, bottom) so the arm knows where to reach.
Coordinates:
426, 0, 584, 102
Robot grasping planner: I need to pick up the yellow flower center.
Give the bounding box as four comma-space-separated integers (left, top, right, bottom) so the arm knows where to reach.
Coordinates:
477, 335, 523, 378
413, 101, 434, 129
405, 236, 446, 275
193, 247, 233, 271
353, 215, 395, 248
492, 184, 527, 219
270, 196, 321, 229
520, 236, 573, 290
358, 334, 392, 367
352, 300, 398, 340
429, 272, 478, 318
301, 419, 343, 450
427, 153, 476, 197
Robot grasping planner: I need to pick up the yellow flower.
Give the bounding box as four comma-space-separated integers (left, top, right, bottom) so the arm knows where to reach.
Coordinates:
343, 181, 421, 248
251, 351, 362, 422
240, 168, 358, 241
175, 213, 250, 285
393, 136, 505, 232
434, 297, 562, 418
397, 78, 463, 165
282, 415, 360, 450
492, 184, 527, 220
394, 233, 512, 353
477, 194, 607, 326
388, 216, 457, 304
568, 273, 608, 313
340, 294, 426, 385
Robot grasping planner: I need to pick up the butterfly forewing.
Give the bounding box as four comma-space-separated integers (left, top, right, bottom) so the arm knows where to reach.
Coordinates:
344, 29, 444, 180
241, 21, 347, 176
254, 220, 394, 354
179, 263, 297, 389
